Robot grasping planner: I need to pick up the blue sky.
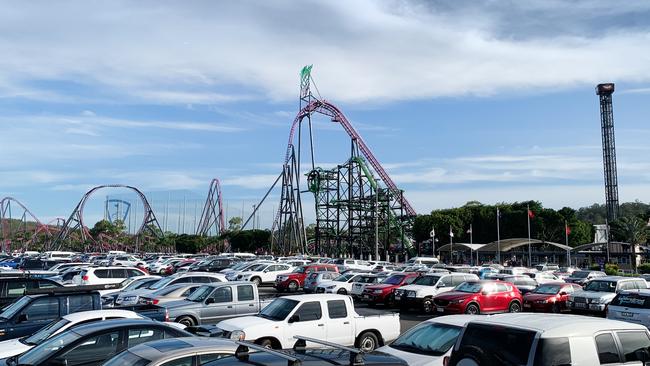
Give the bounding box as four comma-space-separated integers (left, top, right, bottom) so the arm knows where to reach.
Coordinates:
1, 1, 650, 230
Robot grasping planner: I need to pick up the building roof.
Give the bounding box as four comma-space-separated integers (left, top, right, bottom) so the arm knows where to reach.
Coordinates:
477, 238, 571, 252
437, 243, 485, 251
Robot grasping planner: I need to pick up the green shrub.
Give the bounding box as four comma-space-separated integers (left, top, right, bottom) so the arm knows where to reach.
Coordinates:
590, 263, 602, 271
604, 263, 619, 276
638, 263, 650, 274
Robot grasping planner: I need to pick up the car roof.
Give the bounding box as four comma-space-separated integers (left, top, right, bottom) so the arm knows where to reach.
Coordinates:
617, 289, 650, 295
68, 318, 182, 336
62, 309, 141, 322
592, 276, 641, 281
422, 314, 483, 327
280, 294, 350, 302
173, 272, 226, 277
128, 337, 238, 360
470, 313, 647, 338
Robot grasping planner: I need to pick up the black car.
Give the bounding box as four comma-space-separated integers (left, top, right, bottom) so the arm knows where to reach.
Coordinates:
0, 276, 62, 308
191, 258, 238, 272
3, 318, 192, 366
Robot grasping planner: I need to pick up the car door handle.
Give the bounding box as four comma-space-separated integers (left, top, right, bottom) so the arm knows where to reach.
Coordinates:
249, 304, 255, 306
227, 306, 233, 308
318, 324, 324, 327
343, 321, 350, 325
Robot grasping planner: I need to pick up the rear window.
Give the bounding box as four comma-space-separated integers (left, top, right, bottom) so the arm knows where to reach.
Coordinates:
461, 323, 537, 365
611, 293, 650, 309
533, 337, 571, 366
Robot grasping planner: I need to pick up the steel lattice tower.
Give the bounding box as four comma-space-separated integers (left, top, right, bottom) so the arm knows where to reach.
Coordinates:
597, 83, 619, 223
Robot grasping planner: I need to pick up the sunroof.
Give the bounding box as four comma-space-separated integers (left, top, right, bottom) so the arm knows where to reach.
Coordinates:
148, 339, 192, 352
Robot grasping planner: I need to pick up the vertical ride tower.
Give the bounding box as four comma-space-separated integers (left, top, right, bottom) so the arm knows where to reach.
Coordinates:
596, 83, 619, 223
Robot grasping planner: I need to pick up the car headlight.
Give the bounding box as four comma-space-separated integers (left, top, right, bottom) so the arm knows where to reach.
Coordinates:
374, 289, 384, 294
595, 298, 607, 304
326, 285, 337, 289
230, 330, 246, 341
535, 299, 548, 304
407, 291, 416, 298
449, 299, 464, 304
394, 290, 403, 295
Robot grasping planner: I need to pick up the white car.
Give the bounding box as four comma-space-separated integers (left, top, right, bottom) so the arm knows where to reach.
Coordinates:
350, 274, 384, 298
232, 263, 293, 286
525, 271, 563, 284
101, 275, 162, 305
222, 260, 275, 278
607, 289, 650, 328
109, 255, 145, 267
73, 266, 147, 286
316, 273, 367, 295
332, 259, 373, 272
0, 309, 142, 358
394, 273, 479, 313
215, 294, 400, 351
115, 272, 227, 305
48, 262, 91, 273
377, 315, 478, 366
148, 257, 184, 274
449, 313, 650, 365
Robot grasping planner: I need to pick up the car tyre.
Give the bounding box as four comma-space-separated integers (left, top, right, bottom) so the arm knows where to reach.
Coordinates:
257, 338, 274, 349
177, 316, 196, 327
251, 277, 261, 286
356, 331, 379, 352
337, 288, 347, 295
465, 303, 480, 315
509, 301, 521, 313
422, 297, 434, 314
288, 281, 299, 292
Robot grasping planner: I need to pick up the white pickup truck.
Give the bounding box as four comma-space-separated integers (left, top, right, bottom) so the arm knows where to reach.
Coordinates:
215, 294, 400, 351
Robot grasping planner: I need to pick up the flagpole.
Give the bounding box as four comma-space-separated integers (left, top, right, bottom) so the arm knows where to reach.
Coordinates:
565, 220, 570, 266
496, 207, 501, 264
527, 204, 532, 267
470, 224, 474, 265
449, 226, 453, 265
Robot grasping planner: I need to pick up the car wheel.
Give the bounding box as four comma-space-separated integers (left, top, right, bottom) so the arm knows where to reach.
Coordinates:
251, 277, 261, 286
337, 288, 347, 295
356, 332, 379, 352
454, 346, 490, 366
422, 298, 434, 314
176, 316, 196, 327
465, 303, 480, 315
257, 338, 274, 349
509, 301, 521, 313
288, 281, 299, 292
159, 269, 166, 274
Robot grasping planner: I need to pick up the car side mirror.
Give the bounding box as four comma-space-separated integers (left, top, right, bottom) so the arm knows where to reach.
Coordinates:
49, 359, 68, 366
481, 291, 489, 295
288, 314, 300, 323
205, 298, 215, 305
17, 313, 28, 323
635, 349, 650, 364
558, 291, 568, 296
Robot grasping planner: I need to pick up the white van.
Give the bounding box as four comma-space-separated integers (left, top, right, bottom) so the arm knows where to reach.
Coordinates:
405, 256, 439, 266
108, 250, 127, 255
42, 251, 76, 261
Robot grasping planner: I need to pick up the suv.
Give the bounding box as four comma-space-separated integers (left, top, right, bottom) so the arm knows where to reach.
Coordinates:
568, 276, 647, 314
565, 270, 606, 285
233, 263, 293, 286
190, 258, 239, 273
74, 266, 147, 285
115, 272, 226, 305
448, 313, 650, 366
303, 272, 340, 293
394, 273, 479, 314
361, 273, 420, 306
275, 264, 338, 292
607, 289, 650, 328
0, 276, 62, 308
433, 280, 523, 315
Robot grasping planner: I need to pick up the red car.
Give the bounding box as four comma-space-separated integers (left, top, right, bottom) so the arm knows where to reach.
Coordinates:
523, 282, 583, 313
361, 272, 419, 306
433, 280, 523, 315
274, 264, 338, 292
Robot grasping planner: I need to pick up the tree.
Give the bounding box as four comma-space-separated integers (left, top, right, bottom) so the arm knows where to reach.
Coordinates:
611, 216, 648, 245
228, 217, 243, 231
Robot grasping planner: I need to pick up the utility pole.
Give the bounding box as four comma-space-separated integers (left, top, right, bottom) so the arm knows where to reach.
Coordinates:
374, 188, 379, 261
430, 228, 435, 258
496, 207, 501, 264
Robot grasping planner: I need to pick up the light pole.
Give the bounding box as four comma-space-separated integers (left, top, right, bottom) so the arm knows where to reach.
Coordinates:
252, 204, 257, 230
430, 228, 435, 258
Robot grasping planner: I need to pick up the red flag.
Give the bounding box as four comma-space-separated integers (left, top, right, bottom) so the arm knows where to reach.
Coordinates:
566, 226, 571, 235
528, 209, 535, 219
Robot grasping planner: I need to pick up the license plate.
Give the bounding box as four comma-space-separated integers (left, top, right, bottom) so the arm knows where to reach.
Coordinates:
621, 312, 635, 317
437, 307, 444, 313
524, 303, 532, 308
574, 303, 586, 308
363, 295, 371, 299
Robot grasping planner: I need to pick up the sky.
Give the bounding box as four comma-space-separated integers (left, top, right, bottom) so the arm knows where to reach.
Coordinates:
1, 0, 650, 230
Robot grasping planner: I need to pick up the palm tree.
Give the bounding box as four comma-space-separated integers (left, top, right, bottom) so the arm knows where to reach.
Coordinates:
611, 216, 649, 271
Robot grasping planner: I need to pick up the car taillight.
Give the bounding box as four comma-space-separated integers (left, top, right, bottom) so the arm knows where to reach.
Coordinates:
82, 275, 89, 281
153, 299, 159, 305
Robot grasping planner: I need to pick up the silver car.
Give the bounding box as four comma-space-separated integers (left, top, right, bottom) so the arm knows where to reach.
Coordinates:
303, 271, 339, 293
138, 283, 201, 305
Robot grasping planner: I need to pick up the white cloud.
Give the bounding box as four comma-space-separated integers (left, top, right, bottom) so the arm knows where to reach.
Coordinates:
0, 1, 649, 104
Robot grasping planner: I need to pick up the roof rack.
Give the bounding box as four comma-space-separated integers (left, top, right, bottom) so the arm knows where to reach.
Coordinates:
0, 271, 58, 279
235, 341, 301, 366
26, 283, 121, 295
293, 335, 364, 366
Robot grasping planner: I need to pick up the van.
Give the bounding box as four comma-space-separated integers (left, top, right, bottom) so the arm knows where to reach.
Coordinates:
42, 251, 76, 261
405, 256, 439, 266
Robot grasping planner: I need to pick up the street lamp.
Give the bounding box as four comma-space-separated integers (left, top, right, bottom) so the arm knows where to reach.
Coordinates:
430, 228, 435, 258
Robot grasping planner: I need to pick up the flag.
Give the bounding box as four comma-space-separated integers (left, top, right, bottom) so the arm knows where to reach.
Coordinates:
566, 225, 571, 235
449, 227, 454, 238
497, 207, 501, 218
528, 209, 535, 219
466, 228, 472, 234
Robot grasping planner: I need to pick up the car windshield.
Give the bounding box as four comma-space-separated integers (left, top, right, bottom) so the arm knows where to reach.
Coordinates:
24, 318, 71, 345
532, 284, 562, 295
155, 285, 185, 296
356, 276, 377, 284
148, 276, 175, 290
383, 275, 406, 285
247, 264, 267, 272
584, 281, 617, 292
0, 296, 31, 319
572, 271, 590, 278
17, 331, 80, 365
103, 351, 151, 366
390, 322, 462, 356
334, 274, 355, 282
413, 275, 442, 286
186, 285, 213, 301
257, 298, 299, 321
123, 278, 150, 291
455, 282, 483, 293
292, 266, 307, 274
231, 262, 249, 270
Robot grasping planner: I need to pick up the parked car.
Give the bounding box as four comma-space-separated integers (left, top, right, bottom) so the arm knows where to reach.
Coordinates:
147, 258, 184, 274
48, 262, 91, 273
316, 273, 379, 295
568, 276, 648, 314
0, 309, 142, 359
394, 273, 479, 313
607, 289, 650, 327
448, 313, 650, 366
73, 266, 147, 286
331, 258, 373, 272
109, 255, 145, 267
377, 315, 478, 366
101, 275, 162, 306
565, 270, 606, 285
138, 283, 201, 305
165, 281, 272, 326
488, 274, 538, 294
524, 271, 562, 284
0, 276, 62, 308
102, 337, 240, 366
360, 273, 420, 306
189, 257, 239, 273
433, 280, 523, 315
350, 274, 384, 299
214, 294, 400, 351
534, 263, 560, 272
114, 272, 226, 305
232, 263, 293, 286
2, 318, 191, 366
523, 282, 583, 313
302, 271, 340, 293
274, 263, 338, 292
